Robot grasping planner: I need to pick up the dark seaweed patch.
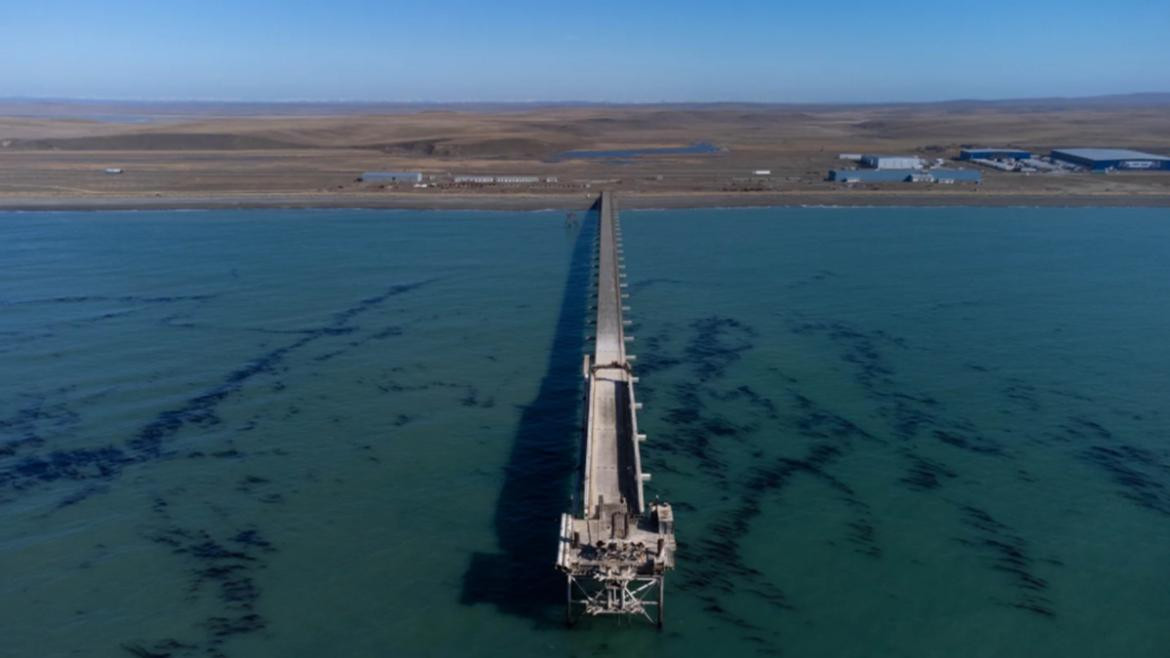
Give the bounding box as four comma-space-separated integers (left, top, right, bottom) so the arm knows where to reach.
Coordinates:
631, 327, 683, 378
846, 518, 882, 557
203, 614, 265, 638
879, 398, 940, 440
370, 326, 404, 340
657, 383, 750, 479
790, 319, 991, 435
686, 316, 756, 382
1081, 444, 1170, 516
128, 334, 316, 458
933, 430, 1004, 456
3, 294, 217, 306
54, 483, 110, 509
0, 279, 435, 503
792, 393, 878, 443
141, 524, 276, 654
233, 529, 274, 551
313, 325, 405, 362
1064, 416, 1114, 442
375, 378, 464, 394
789, 320, 902, 389
3, 281, 434, 655
681, 444, 845, 614
629, 277, 686, 293
900, 451, 957, 491
459, 386, 495, 409
121, 640, 196, 658
0, 393, 81, 459
1047, 388, 1096, 404
1002, 379, 1041, 413
955, 504, 1055, 618
710, 385, 779, 420
8, 446, 131, 487
235, 475, 270, 494
637, 311, 882, 643
646, 318, 771, 482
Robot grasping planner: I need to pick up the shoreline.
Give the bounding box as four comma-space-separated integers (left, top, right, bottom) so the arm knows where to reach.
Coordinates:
2, 191, 1170, 212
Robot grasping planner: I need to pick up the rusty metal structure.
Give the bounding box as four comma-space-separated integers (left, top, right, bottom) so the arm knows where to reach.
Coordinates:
557, 191, 676, 627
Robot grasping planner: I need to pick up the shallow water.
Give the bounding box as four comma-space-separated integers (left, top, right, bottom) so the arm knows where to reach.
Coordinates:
555, 142, 720, 160
2, 207, 1168, 657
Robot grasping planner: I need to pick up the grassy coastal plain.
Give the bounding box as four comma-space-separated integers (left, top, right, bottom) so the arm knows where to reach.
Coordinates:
2, 96, 1169, 208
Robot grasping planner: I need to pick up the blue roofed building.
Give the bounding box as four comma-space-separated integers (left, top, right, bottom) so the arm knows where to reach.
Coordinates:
959, 148, 1032, 160
1050, 149, 1170, 171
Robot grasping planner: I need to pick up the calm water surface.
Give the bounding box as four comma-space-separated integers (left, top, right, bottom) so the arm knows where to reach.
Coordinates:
2, 207, 1168, 657
556, 142, 720, 160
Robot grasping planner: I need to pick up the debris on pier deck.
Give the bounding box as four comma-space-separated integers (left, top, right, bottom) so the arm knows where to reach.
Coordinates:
557, 190, 676, 627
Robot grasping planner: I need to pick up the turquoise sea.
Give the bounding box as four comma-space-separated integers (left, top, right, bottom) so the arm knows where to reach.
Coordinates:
2, 207, 1168, 657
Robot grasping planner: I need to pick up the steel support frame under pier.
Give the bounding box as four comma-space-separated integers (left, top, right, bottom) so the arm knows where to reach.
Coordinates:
565, 573, 664, 627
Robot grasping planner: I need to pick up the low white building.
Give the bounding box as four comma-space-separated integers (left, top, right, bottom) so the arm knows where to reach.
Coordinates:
454, 175, 541, 184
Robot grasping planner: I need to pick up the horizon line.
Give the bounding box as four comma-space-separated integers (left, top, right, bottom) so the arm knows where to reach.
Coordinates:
3, 91, 1170, 108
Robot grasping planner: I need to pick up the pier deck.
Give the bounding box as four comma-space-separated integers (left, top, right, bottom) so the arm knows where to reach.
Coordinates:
557, 191, 675, 627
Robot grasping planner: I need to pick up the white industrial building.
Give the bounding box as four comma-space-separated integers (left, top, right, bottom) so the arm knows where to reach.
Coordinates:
454, 175, 495, 184
861, 154, 923, 170
454, 175, 543, 184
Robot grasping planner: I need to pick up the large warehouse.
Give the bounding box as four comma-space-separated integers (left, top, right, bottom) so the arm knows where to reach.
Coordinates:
1050, 149, 1170, 171
861, 154, 923, 170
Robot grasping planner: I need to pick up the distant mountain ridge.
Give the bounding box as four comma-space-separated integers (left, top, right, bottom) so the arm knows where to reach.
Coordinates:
1, 93, 1169, 118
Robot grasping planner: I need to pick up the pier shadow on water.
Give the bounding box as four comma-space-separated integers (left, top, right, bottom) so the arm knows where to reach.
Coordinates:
460, 205, 598, 626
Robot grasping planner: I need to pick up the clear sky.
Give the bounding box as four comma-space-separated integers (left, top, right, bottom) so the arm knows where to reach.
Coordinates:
2, 0, 1168, 102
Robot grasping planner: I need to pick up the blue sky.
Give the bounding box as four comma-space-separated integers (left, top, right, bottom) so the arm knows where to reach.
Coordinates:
2, 0, 1168, 102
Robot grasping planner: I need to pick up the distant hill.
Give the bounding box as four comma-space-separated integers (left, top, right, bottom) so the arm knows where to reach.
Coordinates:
1, 93, 1168, 119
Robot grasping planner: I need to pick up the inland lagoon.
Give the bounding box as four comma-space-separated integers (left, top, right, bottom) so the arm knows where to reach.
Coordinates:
2, 207, 1168, 657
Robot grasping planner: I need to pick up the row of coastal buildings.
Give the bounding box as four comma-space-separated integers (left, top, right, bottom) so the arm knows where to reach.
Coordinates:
828, 147, 1170, 185
961, 148, 1170, 171
357, 172, 560, 186
357, 147, 1170, 189
829, 154, 981, 184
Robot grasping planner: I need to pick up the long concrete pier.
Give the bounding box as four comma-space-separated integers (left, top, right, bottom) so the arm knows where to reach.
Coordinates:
557, 191, 675, 627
